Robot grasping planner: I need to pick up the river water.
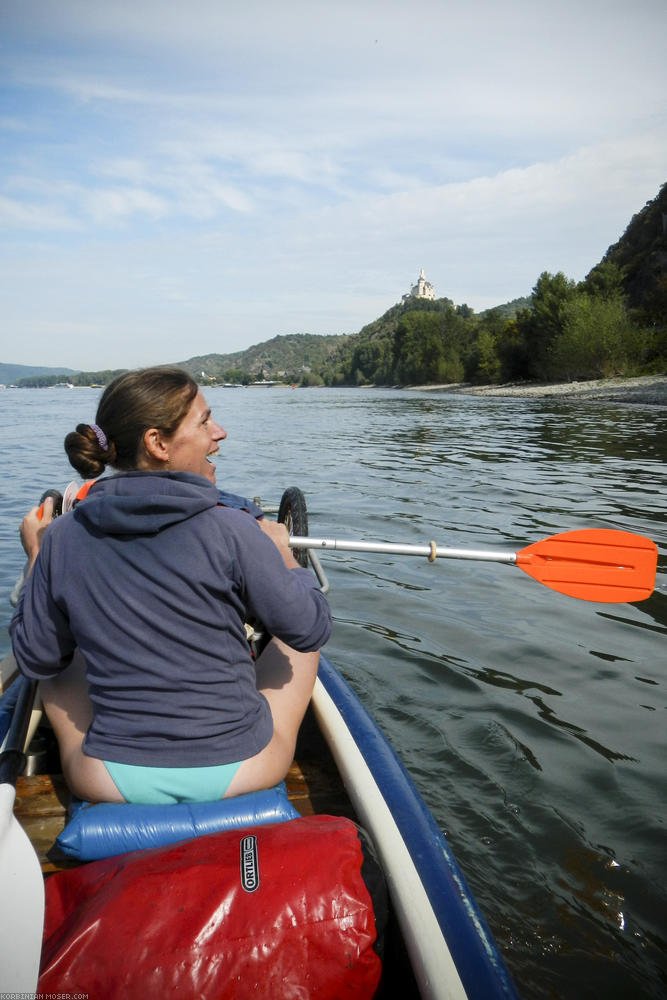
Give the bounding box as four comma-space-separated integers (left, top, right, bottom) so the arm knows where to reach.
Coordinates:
1, 385, 665, 999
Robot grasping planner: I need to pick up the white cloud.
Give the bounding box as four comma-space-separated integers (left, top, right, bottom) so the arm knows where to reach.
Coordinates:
0, 194, 81, 231
83, 187, 167, 224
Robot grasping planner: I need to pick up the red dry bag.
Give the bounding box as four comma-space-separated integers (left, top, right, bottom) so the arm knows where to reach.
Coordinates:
39, 815, 386, 998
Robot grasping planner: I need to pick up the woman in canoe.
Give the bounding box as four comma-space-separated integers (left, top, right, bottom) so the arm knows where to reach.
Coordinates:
10, 366, 331, 805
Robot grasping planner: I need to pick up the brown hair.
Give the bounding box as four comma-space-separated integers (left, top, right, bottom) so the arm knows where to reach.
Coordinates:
64, 366, 199, 479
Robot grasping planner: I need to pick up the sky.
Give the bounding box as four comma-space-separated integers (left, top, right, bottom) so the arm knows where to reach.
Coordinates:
1, 0, 666, 371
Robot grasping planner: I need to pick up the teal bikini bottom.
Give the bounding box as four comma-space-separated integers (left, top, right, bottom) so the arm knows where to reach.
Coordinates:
103, 758, 243, 805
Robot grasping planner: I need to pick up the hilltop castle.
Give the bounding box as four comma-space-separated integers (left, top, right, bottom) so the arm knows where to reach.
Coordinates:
403, 268, 435, 302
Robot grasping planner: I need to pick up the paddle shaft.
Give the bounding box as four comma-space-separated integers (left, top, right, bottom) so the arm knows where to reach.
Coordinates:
290, 536, 517, 563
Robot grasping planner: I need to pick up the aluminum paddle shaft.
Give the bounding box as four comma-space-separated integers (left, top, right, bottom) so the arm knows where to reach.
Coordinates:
289, 536, 516, 564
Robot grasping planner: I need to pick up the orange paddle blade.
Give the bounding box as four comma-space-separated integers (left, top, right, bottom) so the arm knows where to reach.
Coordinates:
516, 529, 658, 603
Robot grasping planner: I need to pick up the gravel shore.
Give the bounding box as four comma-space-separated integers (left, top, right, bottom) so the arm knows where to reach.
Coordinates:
411, 374, 667, 406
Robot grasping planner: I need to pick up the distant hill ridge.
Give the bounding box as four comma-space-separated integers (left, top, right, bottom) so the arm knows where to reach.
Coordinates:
0, 363, 77, 385
178, 332, 349, 384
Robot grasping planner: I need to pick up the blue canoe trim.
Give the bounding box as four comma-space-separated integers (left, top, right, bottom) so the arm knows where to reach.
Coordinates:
317, 654, 518, 1000
0, 676, 26, 746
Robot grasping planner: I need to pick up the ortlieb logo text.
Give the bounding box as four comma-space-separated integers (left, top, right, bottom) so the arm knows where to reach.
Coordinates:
240, 835, 259, 892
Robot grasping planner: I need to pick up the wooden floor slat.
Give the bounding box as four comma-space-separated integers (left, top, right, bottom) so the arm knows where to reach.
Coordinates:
15, 774, 69, 818
15, 775, 74, 874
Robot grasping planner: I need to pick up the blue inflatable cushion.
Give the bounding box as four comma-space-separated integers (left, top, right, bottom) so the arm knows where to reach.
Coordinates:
56, 782, 300, 861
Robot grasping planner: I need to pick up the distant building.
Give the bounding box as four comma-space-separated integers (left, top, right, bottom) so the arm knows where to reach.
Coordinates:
403, 268, 435, 302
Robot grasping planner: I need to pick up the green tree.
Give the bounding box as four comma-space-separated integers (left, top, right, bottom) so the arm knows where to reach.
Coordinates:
391, 310, 466, 384
475, 329, 502, 383
345, 338, 392, 384
583, 260, 626, 301
392, 313, 446, 384
223, 368, 251, 384
550, 292, 644, 380
527, 271, 578, 377
496, 315, 532, 381
464, 310, 505, 383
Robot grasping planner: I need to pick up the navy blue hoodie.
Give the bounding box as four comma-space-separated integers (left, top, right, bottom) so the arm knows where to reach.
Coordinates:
11, 471, 331, 767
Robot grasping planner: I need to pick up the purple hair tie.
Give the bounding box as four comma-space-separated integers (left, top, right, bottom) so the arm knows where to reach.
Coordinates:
91, 423, 109, 451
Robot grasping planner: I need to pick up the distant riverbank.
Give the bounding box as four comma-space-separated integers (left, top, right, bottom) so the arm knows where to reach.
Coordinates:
409, 374, 667, 405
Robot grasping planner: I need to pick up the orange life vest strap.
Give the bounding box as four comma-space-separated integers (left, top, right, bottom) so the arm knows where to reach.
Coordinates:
76, 480, 97, 501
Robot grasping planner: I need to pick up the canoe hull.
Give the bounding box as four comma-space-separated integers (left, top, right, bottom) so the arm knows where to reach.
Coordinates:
314, 655, 517, 1000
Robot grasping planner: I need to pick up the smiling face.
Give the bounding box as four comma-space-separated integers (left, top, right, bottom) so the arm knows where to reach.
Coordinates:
161, 390, 227, 482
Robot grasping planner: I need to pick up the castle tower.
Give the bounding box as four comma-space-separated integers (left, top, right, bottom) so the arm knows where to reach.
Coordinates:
403, 268, 436, 302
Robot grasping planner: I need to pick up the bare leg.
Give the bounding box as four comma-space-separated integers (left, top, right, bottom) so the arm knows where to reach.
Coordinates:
41, 639, 319, 802
39, 650, 125, 803
225, 638, 319, 798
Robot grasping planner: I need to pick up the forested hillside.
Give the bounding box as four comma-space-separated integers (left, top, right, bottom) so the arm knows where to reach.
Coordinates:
592, 182, 667, 323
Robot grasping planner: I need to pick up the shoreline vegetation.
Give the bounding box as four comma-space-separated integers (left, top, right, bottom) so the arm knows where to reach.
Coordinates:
407, 373, 667, 405
5, 374, 666, 407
